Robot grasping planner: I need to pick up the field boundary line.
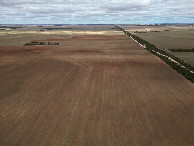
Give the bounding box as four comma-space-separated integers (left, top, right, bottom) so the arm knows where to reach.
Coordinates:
115, 24, 194, 82
60, 63, 93, 146
130, 35, 194, 74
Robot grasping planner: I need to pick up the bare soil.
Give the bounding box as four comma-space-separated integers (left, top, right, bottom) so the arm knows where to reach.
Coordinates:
0, 29, 194, 146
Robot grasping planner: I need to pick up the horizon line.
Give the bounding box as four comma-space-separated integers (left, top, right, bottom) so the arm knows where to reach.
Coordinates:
1, 23, 194, 25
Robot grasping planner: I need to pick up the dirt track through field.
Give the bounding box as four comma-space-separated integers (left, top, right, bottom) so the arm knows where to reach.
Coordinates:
61, 64, 93, 146
0, 31, 194, 146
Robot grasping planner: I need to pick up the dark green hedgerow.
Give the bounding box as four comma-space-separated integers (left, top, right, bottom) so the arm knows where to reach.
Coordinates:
115, 25, 194, 83
169, 48, 194, 52
23, 41, 60, 46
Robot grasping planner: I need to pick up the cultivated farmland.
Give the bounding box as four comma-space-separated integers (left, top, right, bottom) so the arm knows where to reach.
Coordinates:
0, 25, 194, 146
121, 24, 194, 65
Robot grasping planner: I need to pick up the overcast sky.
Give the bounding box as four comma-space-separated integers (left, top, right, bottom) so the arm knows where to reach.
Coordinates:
0, 0, 194, 24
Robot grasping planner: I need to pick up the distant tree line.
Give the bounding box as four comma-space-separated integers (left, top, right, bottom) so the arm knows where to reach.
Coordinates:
134, 31, 146, 33
0, 26, 22, 29
24, 41, 60, 46
115, 25, 194, 83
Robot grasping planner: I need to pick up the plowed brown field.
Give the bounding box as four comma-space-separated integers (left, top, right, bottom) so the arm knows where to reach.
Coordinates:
0, 30, 194, 146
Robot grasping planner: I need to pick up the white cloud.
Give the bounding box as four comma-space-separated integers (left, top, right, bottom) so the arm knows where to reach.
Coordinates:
0, 0, 194, 24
